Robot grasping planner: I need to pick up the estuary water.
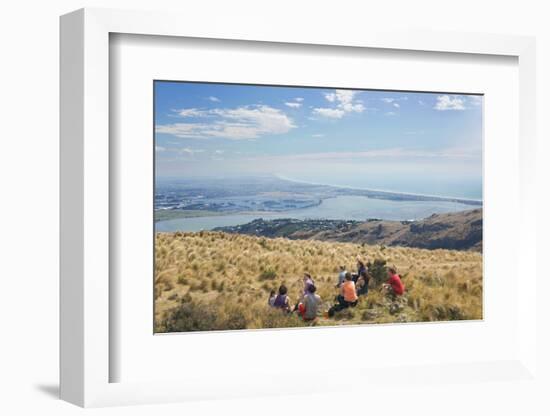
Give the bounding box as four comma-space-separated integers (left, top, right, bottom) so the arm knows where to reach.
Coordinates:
155, 195, 478, 232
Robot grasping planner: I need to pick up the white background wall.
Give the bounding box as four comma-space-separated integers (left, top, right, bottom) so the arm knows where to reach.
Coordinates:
0, 1, 548, 415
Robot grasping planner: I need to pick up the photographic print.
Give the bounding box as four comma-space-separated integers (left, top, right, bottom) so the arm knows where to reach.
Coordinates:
154, 81, 483, 333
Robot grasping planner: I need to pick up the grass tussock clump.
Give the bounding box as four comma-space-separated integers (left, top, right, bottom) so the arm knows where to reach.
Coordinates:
156, 296, 306, 333
258, 268, 277, 281
155, 231, 482, 332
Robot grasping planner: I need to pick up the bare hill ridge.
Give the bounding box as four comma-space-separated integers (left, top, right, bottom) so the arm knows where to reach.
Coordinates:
215, 208, 483, 252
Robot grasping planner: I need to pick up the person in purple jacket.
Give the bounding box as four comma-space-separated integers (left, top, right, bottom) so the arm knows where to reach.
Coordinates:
272, 284, 291, 312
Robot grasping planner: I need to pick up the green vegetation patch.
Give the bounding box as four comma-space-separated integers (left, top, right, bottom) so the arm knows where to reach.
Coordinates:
154, 209, 226, 222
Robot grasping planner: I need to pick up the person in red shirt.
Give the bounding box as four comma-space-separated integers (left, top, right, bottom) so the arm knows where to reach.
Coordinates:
385, 267, 405, 296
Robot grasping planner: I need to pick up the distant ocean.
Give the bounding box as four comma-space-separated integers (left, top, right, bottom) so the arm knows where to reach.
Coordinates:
276, 174, 482, 201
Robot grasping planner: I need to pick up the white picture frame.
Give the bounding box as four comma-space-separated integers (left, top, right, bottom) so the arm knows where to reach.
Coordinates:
60, 7, 538, 408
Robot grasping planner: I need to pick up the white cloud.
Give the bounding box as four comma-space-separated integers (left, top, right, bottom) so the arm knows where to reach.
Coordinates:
208, 96, 220, 102
324, 92, 337, 102
155, 146, 166, 152
470, 96, 483, 106
381, 96, 408, 104
312, 107, 346, 119
393, 102, 400, 108
326, 90, 355, 106
341, 102, 365, 112
311, 133, 325, 138
157, 105, 295, 140
434, 95, 466, 111
178, 148, 205, 155
314, 89, 364, 119
214, 150, 225, 154
285, 97, 304, 108
177, 108, 206, 117
385, 111, 396, 116
157, 123, 201, 137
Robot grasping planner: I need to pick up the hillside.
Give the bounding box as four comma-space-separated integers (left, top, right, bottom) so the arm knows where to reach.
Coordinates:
155, 231, 483, 332
215, 208, 482, 252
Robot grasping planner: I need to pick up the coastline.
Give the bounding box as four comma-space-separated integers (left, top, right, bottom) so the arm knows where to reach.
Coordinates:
154, 177, 483, 228
155, 198, 480, 234
274, 174, 483, 204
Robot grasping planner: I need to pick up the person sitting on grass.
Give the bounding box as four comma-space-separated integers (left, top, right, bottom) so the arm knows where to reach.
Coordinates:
268, 290, 277, 307
272, 284, 292, 312
336, 265, 347, 288
297, 284, 322, 321
302, 273, 315, 296
340, 272, 359, 306
328, 272, 358, 317
383, 267, 405, 297
356, 270, 370, 296
292, 273, 315, 312
353, 258, 367, 283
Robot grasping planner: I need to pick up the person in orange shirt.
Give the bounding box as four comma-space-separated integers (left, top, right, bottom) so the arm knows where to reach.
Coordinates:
328, 272, 358, 317
341, 272, 358, 303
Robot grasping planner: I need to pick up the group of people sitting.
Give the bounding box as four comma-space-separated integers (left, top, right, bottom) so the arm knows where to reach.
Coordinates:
268, 273, 322, 321
267, 259, 405, 322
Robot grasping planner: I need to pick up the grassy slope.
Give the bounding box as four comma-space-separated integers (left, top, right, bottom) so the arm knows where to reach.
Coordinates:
155, 231, 482, 332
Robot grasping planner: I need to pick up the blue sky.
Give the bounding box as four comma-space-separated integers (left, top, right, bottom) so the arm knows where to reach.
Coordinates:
155, 82, 483, 198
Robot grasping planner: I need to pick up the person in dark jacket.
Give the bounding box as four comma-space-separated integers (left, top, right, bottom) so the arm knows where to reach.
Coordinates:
353, 258, 367, 283
272, 284, 292, 312
356, 270, 370, 296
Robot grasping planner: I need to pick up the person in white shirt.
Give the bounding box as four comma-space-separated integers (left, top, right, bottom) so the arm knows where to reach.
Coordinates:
267, 290, 277, 307
299, 284, 322, 321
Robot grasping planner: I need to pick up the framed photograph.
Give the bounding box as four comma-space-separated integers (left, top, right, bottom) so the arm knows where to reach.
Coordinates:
153, 81, 484, 334
60, 8, 538, 408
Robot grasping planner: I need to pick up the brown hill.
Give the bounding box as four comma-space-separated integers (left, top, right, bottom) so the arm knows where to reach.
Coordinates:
216, 209, 483, 252
303, 209, 482, 251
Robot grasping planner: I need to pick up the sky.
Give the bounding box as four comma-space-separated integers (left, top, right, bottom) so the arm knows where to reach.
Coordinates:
154, 81, 483, 199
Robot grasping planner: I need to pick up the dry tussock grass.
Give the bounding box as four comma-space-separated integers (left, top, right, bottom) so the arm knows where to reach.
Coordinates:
155, 231, 482, 332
